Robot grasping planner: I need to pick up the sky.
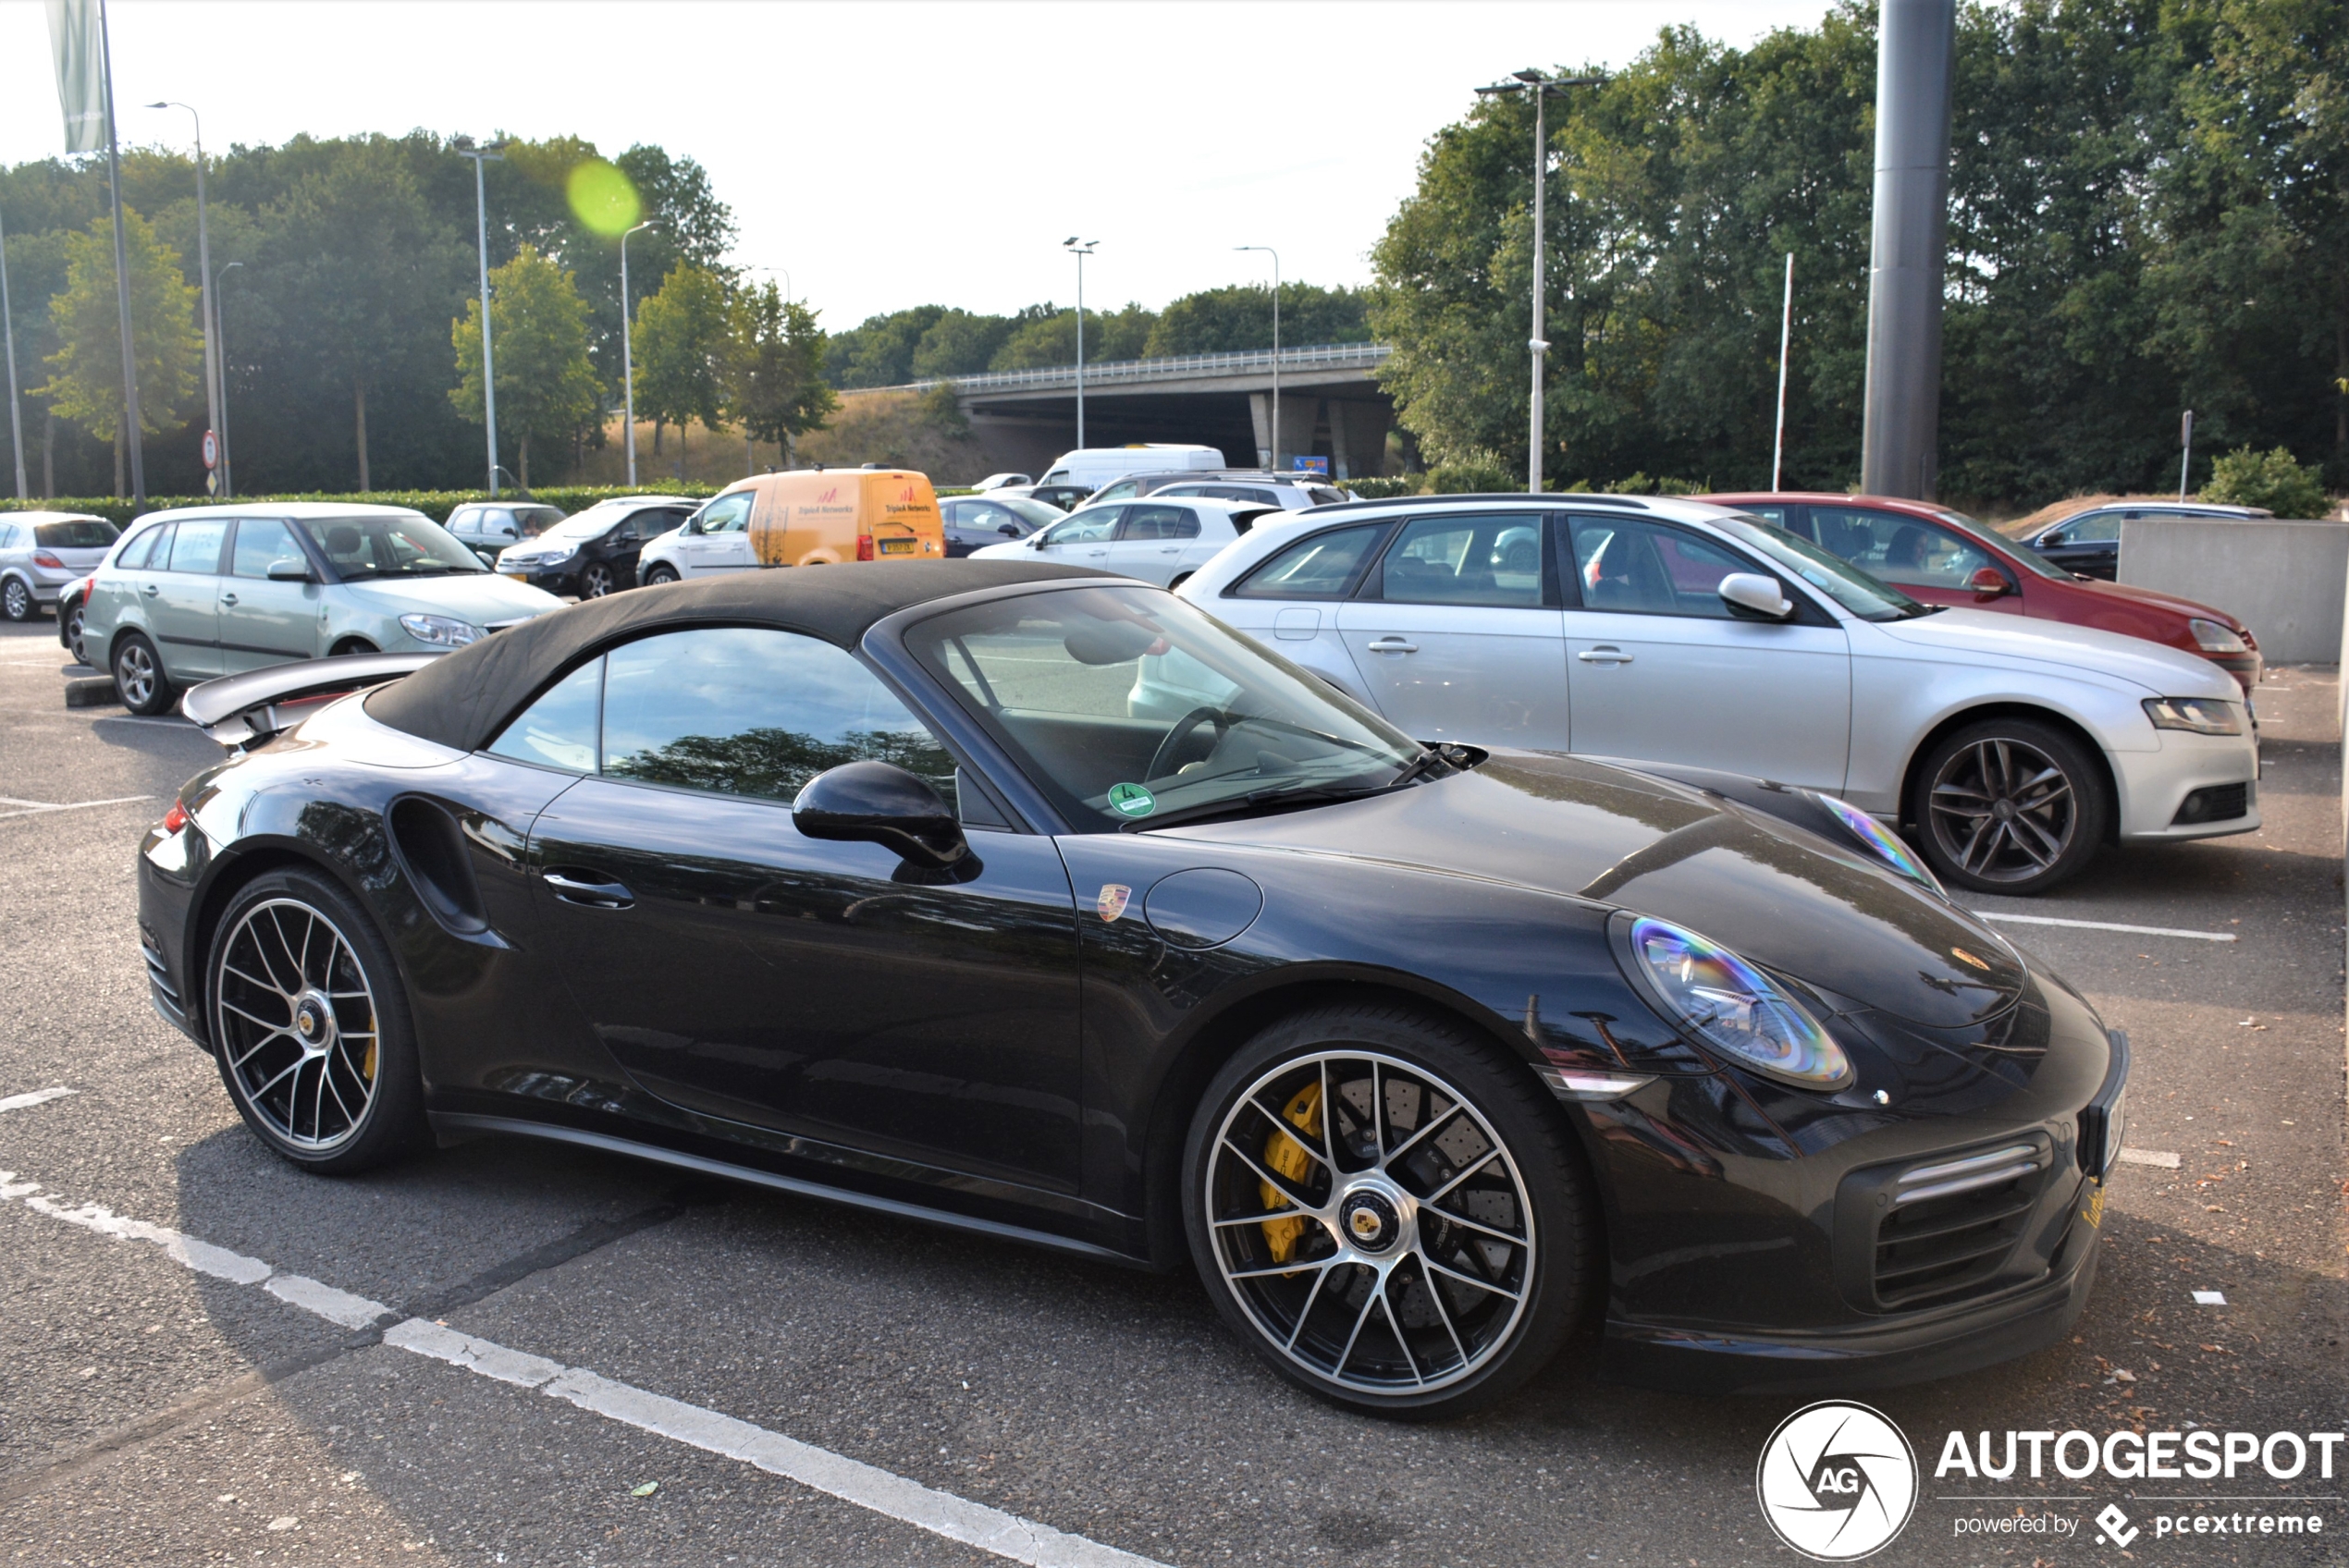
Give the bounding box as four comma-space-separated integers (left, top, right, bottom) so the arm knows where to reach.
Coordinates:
1, 1, 1828, 330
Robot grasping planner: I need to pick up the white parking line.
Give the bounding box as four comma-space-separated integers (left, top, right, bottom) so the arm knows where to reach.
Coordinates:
0, 1085, 78, 1113
0, 1166, 1168, 1568
0, 794, 153, 822
1970, 912, 2238, 943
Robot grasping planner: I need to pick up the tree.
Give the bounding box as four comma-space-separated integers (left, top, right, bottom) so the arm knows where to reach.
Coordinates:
1144, 283, 1372, 355
729, 281, 837, 452
37, 210, 202, 496
631, 263, 732, 472
449, 245, 602, 490
990, 303, 1156, 370
267, 141, 469, 489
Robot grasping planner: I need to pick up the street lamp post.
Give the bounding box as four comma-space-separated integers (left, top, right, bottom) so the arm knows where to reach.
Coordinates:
214, 261, 241, 496
620, 219, 656, 487
149, 102, 220, 489
1476, 68, 1601, 494
458, 141, 505, 496
1, 201, 24, 500
1235, 246, 1281, 472
1064, 239, 1097, 448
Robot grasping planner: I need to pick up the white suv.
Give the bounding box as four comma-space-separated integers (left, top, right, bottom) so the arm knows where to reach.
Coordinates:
970, 496, 1275, 589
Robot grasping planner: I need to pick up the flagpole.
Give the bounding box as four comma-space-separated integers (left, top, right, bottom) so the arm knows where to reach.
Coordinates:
1771, 251, 1793, 492
96, 0, 143, 504
0, 202, 26, 499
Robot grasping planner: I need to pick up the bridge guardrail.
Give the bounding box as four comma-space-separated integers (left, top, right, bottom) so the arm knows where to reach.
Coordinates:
869, 341, 1393, 397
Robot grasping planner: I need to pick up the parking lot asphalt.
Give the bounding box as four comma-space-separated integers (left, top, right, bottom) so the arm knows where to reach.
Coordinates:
0, 617, 2340, 1566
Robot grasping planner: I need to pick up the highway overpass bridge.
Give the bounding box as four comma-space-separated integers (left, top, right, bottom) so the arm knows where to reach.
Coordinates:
875, 342, 1396, 479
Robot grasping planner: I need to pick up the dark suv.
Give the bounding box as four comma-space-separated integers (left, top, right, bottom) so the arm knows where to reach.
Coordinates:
2011, 500, 2271, 581
492, 497, 697, 598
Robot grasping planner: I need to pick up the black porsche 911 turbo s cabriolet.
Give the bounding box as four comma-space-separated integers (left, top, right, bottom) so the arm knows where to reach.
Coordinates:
137, 558, 2126, 1415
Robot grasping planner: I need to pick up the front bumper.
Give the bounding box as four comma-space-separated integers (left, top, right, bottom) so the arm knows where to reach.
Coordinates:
2114, 728, 2261, 842
499, 564, 581, 596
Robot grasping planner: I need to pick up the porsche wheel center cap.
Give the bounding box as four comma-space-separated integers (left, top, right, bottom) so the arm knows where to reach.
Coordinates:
293, 994, 334, 1049
1340, 1191, 1401, 1253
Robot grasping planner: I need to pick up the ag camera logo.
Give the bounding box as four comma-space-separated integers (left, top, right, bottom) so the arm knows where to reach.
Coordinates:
1756, 1401, 1919, 1560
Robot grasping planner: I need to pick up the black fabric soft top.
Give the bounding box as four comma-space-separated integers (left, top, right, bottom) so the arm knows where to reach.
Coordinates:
365, 557, 1106, 754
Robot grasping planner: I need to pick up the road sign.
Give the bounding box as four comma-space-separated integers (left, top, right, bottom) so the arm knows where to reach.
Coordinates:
202, 429, 218, 470
1290, 455, 1330, 475
204, 471, 218, 496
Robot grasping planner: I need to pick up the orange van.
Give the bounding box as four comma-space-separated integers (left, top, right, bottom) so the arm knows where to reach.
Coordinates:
636, 469, 947, 582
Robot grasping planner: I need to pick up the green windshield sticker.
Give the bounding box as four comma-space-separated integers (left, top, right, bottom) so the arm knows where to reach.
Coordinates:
1106, 782, 1157, 819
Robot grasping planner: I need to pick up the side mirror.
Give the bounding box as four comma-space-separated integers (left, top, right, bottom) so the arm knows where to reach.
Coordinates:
1000, 523, 1021, 537
266, 559, 314, 582
2038, 530, 2066, 547
1718, 572, 1793, 619
683, 519, 704, 535
1967, 566, 2010, 598
793, 760, 970, 869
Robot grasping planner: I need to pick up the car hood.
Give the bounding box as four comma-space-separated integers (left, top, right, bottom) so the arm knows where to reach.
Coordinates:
1169, 752, 2028, 1029
1869, 606, 2235, 698
2065, 574, 2244, 631
968, 542, 1031, 561
338, 574, 563, 625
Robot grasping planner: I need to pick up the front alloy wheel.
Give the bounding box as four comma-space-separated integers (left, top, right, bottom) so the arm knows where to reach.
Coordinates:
581, 562, 616, 598
1185, 1007, 1589, 1415
1912, 717, 2107, 895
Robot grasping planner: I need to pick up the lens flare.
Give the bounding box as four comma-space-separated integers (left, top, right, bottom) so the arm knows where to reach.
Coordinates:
1628, 917, 1851, 1088
1815, 792, 1943, 895
567, 159, 642, 238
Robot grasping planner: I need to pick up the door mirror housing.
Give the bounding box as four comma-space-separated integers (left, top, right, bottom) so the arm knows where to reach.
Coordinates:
2038, 529, 2067, 547
1968, 566, 2011, 598
1718, 572, 1794, 619
793, 761, 970, 869
265, 559, 314, 582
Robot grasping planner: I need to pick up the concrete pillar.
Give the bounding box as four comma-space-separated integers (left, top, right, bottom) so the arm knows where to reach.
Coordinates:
1859, 0, 1956, 500
1327, 401, 1390, 480
1249, 392, 1320, 473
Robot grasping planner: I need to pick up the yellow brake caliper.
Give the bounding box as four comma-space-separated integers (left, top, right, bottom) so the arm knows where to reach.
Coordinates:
1259, 1079, 1323, 1264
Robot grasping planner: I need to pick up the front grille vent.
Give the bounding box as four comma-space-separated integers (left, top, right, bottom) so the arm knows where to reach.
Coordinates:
2171, 781, 2250, 827
140, 931, 177, 1002
1872, 1142, 2046, 1308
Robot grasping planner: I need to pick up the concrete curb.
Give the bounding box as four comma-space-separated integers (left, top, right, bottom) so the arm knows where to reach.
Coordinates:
64, 677, 118, 709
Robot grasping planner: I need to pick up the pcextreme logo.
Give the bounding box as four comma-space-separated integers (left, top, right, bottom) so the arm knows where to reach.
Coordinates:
1756, 1401, 1920, 1561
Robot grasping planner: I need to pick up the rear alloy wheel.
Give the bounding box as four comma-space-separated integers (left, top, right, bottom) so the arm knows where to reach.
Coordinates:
642, 565, 679, 586
208, 869, 422, 1173
112, 631, 176, 716
66, 603, 89, 666
581, 562, 617, 598
1, 577, 31, 621
1183, 1005, 1591, 1416
1911, 717, 2108, 895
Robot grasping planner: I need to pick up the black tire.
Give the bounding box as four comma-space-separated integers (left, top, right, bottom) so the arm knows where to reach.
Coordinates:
65, 603, 88, 666
112, 631, 176, 716
1181, 1003, 1593, 1417
1908, 716, 2109, 896
329, 637, 378, 656
642, 564, 680, 587
581, 561, 617, 598
1, 576, 31, 622
206, 866, 424, 1174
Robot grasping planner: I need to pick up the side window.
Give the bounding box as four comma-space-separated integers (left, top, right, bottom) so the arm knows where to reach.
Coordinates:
1040, 507, 1124, 546
694, 492, 754, 533
2068, 512, 2122, 544
118, 523, 170, 570
1808, 506, 1990, 589
1739, 502, 1802, 535
166, 517, 231, 574
1122, 505, 1199, 542
486, 658, 603, 773
599, 629, 953, 808
1374, 513, 1544, 607
445, 509, 476, 537
1230, 523, 1387, 600
230, 519, 305, 579
0, 524, 17, 548
1568, 517, 1754, 619
1091, 481, 1142, 504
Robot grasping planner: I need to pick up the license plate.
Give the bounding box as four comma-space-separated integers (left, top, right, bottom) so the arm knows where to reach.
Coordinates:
500, 571, 526, 581
879, 539, 916, 556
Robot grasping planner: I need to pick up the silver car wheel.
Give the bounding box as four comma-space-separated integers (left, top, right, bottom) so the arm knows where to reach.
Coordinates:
1202, 1049, 1535, 1395
115, 641, 156, 707
1, 578, 29, 621
582, 562, 615, 597
213, 898, 380, 1153
67, 605, 87, 665
1927, 735, 2077, 883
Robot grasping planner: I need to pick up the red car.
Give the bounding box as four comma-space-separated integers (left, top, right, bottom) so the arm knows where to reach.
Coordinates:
1701, 493, 2261, 692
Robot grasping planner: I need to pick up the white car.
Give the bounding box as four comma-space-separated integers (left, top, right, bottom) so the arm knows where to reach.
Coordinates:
970, 496, 1277, 589
633, 488, 756, 582
0, 510, 118, 621
1168, 494, 2259, 894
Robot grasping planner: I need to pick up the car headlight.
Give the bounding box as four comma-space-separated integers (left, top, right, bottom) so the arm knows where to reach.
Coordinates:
1810, 791, 1947, 897
399, 613, 483, 648
2187, 618, 2247, 655
2143, 695, 2242, 735
1620, 916, 1853, 1090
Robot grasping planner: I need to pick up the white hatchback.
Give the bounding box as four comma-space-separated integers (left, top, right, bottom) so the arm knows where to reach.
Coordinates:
1171, 494, 2261, 895
970, 496, 1276, 589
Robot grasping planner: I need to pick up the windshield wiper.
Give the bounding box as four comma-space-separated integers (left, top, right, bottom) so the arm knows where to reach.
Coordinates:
1118, 756, 1447, 833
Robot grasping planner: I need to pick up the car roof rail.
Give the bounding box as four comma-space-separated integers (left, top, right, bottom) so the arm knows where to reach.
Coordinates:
1295, 492, 1653, 514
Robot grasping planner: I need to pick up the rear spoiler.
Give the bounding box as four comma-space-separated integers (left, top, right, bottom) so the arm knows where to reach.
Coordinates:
1229, 507, 1283, 534
182, 653, 438, 751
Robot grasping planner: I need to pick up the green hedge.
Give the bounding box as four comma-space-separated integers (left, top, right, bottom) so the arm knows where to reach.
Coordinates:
0, 484, 729, 529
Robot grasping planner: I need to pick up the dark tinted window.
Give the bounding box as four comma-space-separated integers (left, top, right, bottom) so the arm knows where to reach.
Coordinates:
1568, 517, 1750, 618
1808, 506, 1995, 591
117, 523, 169, 570
1375, 513, 1543, 606
599, 628, 953, 806
230, 518, 305, 580
35, 520, 118, 548
1308, 487, 1347, 507
486, 658, 603, 773
1230, 522, 1386, 599
166, 517, 230, 574
1122, 504, 1199, 541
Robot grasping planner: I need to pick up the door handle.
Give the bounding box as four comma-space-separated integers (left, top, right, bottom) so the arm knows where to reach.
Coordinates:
1577, 646, 1633, 665
1087, 549, 1108, 558
543, 869, 633, 909
141, 584, 159, 597
1365, 637, 1418, 654
220, 593, 239, 606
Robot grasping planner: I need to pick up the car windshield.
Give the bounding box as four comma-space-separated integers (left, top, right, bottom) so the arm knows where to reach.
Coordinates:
299, 514, 486, 579
535, 512, 621, 543
35, 519, 119, 548
1714, 515, 1933, 621
996, 496, 1066, 528
1933, 507, 2065, 581
904, 583, 1426, 831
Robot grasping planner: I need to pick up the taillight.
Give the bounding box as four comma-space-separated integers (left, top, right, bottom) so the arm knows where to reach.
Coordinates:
162, 800, 189, 834
31, 551, 64, 570
855, 533, 876, 562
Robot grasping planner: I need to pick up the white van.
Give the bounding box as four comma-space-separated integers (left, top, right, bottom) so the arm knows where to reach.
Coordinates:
1039, 445, 1224, 493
